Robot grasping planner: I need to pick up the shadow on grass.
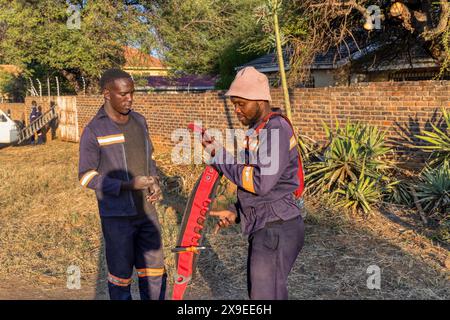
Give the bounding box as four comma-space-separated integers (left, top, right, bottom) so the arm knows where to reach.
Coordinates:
287, 201, 450, 299
377, 205, 450, 251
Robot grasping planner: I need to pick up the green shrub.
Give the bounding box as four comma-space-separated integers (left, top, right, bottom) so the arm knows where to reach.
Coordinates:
415, 162, 450, 219
333, 163, 382, 214
385, 177, 414, 207
415, 108, 450, 167
305, 120, 393, 214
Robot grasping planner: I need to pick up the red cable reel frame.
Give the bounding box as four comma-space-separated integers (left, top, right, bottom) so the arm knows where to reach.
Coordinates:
172, 124, 222, 300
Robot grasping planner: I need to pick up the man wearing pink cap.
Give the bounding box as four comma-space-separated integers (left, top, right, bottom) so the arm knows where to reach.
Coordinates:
205, 66, 305, 300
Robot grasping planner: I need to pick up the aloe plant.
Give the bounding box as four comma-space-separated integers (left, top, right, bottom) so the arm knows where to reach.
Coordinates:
333, 162, 382, 215
296, 133, 323, 164
306, 120, 392, 194
415, 162, 450, 218
305, 120, 393, 214
415, 108, 450, 167
385, 178, 414, 207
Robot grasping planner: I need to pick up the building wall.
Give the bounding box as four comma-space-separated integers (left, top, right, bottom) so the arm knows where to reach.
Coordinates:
1, 81, 448, 167
0, 99, 55, 124
311, 70, 335, 88
124, 68, 169, 76
74, 81, 449, 166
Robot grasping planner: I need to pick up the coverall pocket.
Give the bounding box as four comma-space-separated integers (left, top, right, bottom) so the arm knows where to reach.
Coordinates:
263, 228, 279, 250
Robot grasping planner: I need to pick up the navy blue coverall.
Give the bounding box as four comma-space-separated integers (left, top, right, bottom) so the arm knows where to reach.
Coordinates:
78, 106, 166, 300
29, 107, 39, 144
212, 115, 305, 300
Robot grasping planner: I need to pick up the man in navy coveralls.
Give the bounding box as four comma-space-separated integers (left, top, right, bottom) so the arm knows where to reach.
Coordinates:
78, 69, 166, 300
207, 67, 305, 300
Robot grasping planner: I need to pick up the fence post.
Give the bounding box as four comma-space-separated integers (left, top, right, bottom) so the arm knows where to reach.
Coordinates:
36, 79, 42, 98
47, 77, 51, 98
56, 77, 60, 97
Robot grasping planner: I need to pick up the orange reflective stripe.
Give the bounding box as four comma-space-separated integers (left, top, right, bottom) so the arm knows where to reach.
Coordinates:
97, 134, 125, 146
242, 166, 256, 193
80, 170, 99, 187
107, 273, 132, 287
136, 267, 165, 278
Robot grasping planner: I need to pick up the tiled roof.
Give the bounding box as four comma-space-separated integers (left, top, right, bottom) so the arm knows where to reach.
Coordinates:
123, 47, 165, 69
239, 38, 438, 72
0, 65, 22, 75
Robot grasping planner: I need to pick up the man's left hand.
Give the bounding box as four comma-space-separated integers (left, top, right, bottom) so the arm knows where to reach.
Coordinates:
145, 176, 163, 204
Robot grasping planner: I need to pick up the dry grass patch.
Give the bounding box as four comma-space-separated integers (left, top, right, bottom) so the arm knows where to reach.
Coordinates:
0, 140, 448, 299
0, 141, 101, 287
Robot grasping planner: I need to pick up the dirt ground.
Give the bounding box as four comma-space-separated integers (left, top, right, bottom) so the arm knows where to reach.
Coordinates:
0, 140, 448, 300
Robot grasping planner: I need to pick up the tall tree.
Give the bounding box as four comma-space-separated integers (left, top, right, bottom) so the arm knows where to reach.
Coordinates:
0, 0, 267, 92
141, 0, 265, 85
0, 0, 156, 94
244, 0, 450, 84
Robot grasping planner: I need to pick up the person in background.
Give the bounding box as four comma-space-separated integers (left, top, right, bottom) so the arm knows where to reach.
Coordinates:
29, 101, 39, 145
36, 106, 44, 145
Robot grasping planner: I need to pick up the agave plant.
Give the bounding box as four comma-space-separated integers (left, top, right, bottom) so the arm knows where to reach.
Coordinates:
296, 133, 323, 164
415, 107, 450, 167
415, 162, 450, 218
306, 120, 392, 195
305, 120, 393, 214
333, 163, 382, 215
385, 178, 414, 207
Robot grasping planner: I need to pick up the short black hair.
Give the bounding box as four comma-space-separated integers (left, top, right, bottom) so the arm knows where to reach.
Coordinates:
99, 68, 132, 90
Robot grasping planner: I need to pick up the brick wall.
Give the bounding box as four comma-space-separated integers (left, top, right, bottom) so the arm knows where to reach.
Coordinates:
75, 81, 449, 165
76, 92, 247, 146
0, 97, 57, 124
0, 97, 60, 142
3, 81, 448, 166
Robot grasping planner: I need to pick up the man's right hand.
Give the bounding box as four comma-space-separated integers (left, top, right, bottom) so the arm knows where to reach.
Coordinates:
122, 176, 155, 190
209, 210, 237, 235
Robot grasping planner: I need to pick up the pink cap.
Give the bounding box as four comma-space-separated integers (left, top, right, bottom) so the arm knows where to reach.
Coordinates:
225, 66, 272, 102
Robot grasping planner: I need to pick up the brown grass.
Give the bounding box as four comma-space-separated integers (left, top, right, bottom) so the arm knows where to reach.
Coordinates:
0, 140, 448, 299
0, 141, 101, 288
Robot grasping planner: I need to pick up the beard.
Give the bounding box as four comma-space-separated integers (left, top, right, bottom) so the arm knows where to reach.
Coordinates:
118, 108, 132, 116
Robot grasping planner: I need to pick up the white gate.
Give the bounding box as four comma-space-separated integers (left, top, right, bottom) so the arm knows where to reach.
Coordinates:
56, 96, 79, 142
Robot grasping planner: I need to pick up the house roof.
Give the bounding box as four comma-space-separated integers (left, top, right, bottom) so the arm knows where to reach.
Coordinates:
0, 64, 22, 76
123, 47, 166, 69
238, 38, 439, 73
140, 75, 217, 91
239, 52, 290, 73
361, 42, 439, 72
